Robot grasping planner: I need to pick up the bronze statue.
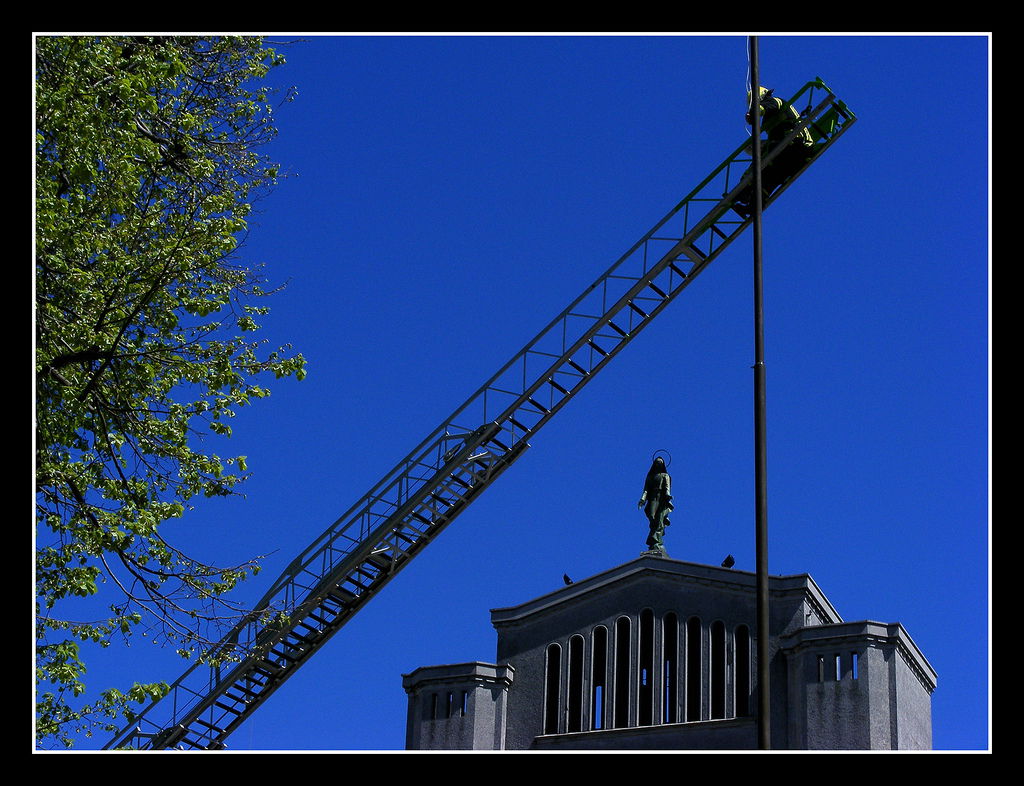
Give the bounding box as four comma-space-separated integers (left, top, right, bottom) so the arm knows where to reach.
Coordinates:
638, 455, 673, 556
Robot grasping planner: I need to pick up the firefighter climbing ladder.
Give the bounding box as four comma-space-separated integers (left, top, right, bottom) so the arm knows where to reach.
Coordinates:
104, 78, 855, 750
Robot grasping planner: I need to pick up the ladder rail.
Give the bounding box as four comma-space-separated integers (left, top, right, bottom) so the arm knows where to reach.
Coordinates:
245, 84, 852, 617
102, 79, 854, 750
126, 439, 529, 750
105, 432, 526, 749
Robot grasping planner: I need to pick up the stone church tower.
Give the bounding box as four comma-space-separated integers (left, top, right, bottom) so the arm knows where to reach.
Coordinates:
401, 555, 935, 750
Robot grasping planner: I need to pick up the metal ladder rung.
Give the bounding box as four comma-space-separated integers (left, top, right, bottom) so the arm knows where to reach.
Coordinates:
408, 512, 432, 528
546, 377, 569, 395
647, 281, 668, 299
507, 415, 530, 434
343, 572, 372, 591
447, 473, 472, 490
365, 552, 392, 571
606, 320, 629, 337
326, 587, 358, 606
224, 689, 256, 703
627, 301, 649, 318
270, 648, 300, 664
191, 718, 225, 734
255, 658, 286, 675
249, 663, 278, 679
353, 564, 381, 581
679, 241, 706, 262
239, 672, 269, 689
304, 610, 332, 628
287, 630, 316, 647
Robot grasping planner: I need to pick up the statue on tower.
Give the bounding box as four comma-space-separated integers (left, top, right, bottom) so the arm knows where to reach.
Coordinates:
638, 452, 673, 557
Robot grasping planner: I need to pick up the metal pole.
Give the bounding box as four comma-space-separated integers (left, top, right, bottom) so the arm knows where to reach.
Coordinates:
749, 35, 771, 751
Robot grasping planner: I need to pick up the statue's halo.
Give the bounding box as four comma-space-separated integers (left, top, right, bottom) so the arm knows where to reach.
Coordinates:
652, 449, 672, 468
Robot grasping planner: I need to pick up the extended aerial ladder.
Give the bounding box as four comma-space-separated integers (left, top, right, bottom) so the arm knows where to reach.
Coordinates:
104, 78, 855, 750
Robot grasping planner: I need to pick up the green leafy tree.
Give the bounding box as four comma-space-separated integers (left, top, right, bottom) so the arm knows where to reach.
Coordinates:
35, 35, 306, 748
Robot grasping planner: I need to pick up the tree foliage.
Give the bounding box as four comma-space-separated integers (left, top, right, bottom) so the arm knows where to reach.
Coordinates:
35, 35, 305, 748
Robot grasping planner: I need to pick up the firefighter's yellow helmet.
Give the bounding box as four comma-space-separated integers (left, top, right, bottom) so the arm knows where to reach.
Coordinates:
747, 85, 773, 106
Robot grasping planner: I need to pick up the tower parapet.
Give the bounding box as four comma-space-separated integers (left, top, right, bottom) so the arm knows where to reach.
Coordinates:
401, 556, 935, 750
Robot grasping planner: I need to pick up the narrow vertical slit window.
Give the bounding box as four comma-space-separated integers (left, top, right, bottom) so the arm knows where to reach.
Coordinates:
639, 609, 654, 726
852, 652, 859, 680
568, 635, 584, 733
461, 690, 468, 716
817, 655, 825, 683
711, 620, 725, 719
614, 617, 631, 729
663, 613, 678, 724
686, 616, 702, 722
835, 654, 842, 681
735, 625, 751, 717
592, 626, 608, 730
544, 643, 561, 734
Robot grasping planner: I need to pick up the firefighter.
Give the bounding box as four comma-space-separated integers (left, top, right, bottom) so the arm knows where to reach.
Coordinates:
734, 87, 816, 216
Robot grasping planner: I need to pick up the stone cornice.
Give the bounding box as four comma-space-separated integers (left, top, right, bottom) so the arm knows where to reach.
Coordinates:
779, 620, 937, 692
490, 554, 842, 627
401, 661, 515, 692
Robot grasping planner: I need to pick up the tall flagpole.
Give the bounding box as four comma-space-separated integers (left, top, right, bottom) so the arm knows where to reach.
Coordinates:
749, 34, 771, 751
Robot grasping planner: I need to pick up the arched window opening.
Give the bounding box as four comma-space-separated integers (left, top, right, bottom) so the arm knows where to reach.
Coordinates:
639, 609, 655, 726
568, 635, 585, 733
735, 625, 751, 717
686, 616, 702, 722
544, 643, 561, 734
711, 620, 726, 719
591, 626, 608, 730
614, 617, 631, 729
663, 612, 679, 724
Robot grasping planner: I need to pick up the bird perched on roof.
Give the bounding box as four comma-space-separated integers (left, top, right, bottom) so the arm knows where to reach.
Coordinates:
563, 573, 573, 585
721, 555, 735, 569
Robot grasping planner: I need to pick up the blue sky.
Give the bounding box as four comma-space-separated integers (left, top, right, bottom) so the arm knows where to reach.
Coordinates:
55, 34, 989, 752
